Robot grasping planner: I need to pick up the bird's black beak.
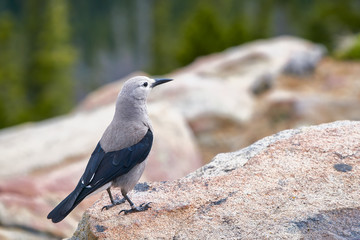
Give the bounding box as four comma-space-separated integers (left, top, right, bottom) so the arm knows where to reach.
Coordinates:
151, 78, 173, 88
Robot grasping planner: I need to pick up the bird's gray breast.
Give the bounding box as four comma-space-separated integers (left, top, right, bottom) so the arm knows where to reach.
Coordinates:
100, 120, 149, 152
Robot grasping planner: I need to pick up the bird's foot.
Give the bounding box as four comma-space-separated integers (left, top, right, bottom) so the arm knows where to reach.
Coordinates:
119, 202, 152, 215
101, 198, 126, 211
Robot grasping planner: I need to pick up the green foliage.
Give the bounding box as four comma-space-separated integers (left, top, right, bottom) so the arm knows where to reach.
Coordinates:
24, 0, 76, 120
335, 34, 360, 60
300, 0, 360, 50
0, 13, 27, 127
174, 1, 273, 67
0, 0, 76, 129
176, 4, 226, 66
149, 0, 175, 74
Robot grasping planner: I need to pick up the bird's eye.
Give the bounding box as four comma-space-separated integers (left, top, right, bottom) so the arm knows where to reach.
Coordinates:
142, 82, 148, 87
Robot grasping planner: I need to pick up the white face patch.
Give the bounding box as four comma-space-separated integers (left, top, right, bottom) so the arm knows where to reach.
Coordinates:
131, 80, 153, 100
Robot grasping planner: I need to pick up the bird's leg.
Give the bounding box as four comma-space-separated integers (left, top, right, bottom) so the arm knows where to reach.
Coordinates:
119, 193, 152, 215
101, 188, 125, 211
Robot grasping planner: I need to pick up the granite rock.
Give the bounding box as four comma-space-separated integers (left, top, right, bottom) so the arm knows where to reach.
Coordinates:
71, 120, 360, 239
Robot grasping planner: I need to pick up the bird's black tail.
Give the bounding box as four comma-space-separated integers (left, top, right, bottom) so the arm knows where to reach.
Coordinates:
47, 181, 84, 223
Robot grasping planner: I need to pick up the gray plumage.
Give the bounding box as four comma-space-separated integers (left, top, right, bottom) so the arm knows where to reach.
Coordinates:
47, 76, 172, 223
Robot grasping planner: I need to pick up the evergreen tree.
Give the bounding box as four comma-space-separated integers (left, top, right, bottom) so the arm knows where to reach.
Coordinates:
150, 0, 175, 74
176, 3, 226, 66
0, 13, 27, 128
24, 0, 76, 121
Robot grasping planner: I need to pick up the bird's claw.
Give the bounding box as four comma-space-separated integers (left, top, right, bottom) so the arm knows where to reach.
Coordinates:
101, 198, 126, 211
101, 206, 110, 211
119, 202, 152, 215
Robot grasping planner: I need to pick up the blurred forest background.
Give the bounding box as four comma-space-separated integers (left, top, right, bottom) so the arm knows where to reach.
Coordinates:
0, 0, 360, 129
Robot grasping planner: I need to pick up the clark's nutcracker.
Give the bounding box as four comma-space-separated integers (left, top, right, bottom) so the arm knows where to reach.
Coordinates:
47, 76, 172, 223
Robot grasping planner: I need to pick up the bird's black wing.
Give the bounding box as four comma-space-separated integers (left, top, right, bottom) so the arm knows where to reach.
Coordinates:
47, 129, 153, 223
81, 128, 153, 191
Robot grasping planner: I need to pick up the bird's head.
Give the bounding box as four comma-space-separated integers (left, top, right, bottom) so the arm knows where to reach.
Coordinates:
119, 76, 173, 101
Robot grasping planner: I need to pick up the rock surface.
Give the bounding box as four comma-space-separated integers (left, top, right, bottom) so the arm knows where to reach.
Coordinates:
151, 36, 326, 124
71, 121, 360, 239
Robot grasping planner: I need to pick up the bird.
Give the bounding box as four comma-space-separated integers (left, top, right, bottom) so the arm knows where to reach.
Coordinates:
47, 76, 173, 223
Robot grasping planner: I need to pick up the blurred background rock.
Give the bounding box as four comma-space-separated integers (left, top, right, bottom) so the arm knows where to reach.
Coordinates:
0, 0, 360, 239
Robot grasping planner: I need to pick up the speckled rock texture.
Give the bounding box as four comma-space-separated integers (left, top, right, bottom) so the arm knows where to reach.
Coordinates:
71, 120, 360, 239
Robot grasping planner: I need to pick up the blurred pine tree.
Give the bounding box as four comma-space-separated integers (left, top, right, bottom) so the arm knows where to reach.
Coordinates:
24, 0, 76, 121
0, 13, 27, 128
176, 4, 226, 66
